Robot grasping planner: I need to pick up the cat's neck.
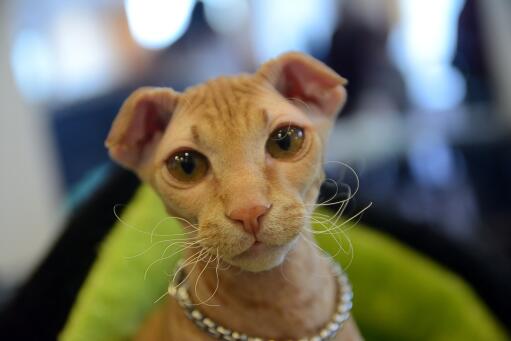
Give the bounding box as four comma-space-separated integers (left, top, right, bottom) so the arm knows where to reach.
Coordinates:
183, 233, 337, 339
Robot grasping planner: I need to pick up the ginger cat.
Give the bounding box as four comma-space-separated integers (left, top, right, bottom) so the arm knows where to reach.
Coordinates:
106, 52, 362, 340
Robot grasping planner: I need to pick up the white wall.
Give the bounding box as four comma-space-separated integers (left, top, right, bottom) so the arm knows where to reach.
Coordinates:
0, 2, 63, 289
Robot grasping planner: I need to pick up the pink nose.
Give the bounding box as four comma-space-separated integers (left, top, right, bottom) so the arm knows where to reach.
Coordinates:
228, 204, 270, 236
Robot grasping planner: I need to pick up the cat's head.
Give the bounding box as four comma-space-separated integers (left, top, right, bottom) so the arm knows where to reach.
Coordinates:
106, 52, 346, 272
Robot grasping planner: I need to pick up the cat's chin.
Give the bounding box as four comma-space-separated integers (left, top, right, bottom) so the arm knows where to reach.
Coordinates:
226, 238, 298, 272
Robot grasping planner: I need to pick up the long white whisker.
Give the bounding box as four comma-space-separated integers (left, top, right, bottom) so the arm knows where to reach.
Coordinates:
173, 250, 208, 286
153, 290, 169, 304
125, 238, 201, 260
196, 248, 222, 306
144, 244, 202, 280
171, 249, 205, 284
304, 161, 361, 211
150, 216, 199, 243
193, 253, 216, 306
113, 205, 199, 237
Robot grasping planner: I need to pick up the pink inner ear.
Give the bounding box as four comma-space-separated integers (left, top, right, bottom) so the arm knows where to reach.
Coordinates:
139, 101, 167, 146
282, 66, 319, 105
124, 100, 167, 150
282, 60, 338, 107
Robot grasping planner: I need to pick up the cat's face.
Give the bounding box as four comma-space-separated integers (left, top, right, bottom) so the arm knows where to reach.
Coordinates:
106, 52, 346, 272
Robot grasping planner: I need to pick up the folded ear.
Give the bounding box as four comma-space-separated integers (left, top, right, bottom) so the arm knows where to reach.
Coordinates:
105, 87, 178, 172
258, 52, 347, 120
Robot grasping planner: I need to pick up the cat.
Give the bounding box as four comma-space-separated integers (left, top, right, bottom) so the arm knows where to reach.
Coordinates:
106, 52, 362, 340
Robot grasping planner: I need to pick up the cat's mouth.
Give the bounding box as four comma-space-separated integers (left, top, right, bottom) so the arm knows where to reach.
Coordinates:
210, 217, 302, 271
233, 237, 295, 259
247, 240, 265, 252
233, 240, 275, 259
226, 237, 298, 272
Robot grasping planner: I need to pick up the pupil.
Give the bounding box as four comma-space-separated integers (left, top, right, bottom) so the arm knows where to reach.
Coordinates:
277, 131, 291, 151
180, 153, 196, 174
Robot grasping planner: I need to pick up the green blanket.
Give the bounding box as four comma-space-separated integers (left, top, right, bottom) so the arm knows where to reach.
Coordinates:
60, 186, 507, 340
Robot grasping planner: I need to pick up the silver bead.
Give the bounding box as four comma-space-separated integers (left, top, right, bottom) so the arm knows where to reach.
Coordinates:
209, 328, 221, 337
232, 332, 248, 341
319, 328, 331, 338
217, 326, 232, 335
341, 292, 353, 302
334, 313, 348, 323
327, 322, 339, 333
195, 319, 206, 329
181, 288, 190, 299
191, 309, 203, 320
203, 318, 215, 328
338, 301, 352, 313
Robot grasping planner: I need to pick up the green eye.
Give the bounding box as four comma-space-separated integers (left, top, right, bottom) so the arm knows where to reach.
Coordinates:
266, 126, 305, 159
166, 151, 208, 183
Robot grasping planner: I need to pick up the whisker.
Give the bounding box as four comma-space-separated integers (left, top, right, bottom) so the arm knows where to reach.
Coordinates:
170, 249, 203, 283
144, 244, 202, 280
159, 239, 205, 261
270, 121, 293, 141
154, 248, 208, 306
153, 290, 170, 304
195, 248, 222, 306
287, 97, 315, 116
311, 218, 349, 256
304, 161, 361, 210
150, 216, 199, 243
338, 231, 355, 271
317, 178, 341, 206
113, 204, 199, 238
193, 253, 221, 307
125, 238, 200, 260
172, 248, 210, 285
305, 202, 372, 235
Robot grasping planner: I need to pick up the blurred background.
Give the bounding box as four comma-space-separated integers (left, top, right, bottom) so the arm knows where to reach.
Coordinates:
0, 0, 510, 329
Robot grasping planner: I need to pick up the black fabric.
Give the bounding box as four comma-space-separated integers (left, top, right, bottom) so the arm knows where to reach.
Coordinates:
0, 165, 139, 341
320, 181, 511, 332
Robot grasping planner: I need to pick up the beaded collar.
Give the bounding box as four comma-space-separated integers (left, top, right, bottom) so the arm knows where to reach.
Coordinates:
168, 259, 353, 341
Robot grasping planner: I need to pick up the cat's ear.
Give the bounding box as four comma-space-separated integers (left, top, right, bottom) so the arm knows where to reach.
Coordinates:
258, 52, 347, 120
105, 87, 178, 173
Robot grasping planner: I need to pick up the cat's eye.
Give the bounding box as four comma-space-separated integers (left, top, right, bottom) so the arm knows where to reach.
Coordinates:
166, 150, 208, 183
266, 126, 305, 159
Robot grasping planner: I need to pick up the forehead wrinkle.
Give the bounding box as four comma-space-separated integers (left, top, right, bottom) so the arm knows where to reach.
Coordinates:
179, 89, 204, 115
261, 108, 270, 128
190, 124, 201, 146
188, 114, 228, 152
182, 77, 273, 154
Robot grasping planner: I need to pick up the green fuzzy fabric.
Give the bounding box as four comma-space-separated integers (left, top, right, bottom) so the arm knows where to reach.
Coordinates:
60, 186, 507, 341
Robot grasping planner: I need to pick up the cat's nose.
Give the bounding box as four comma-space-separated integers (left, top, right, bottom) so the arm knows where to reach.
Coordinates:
228, 204, 271, 236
